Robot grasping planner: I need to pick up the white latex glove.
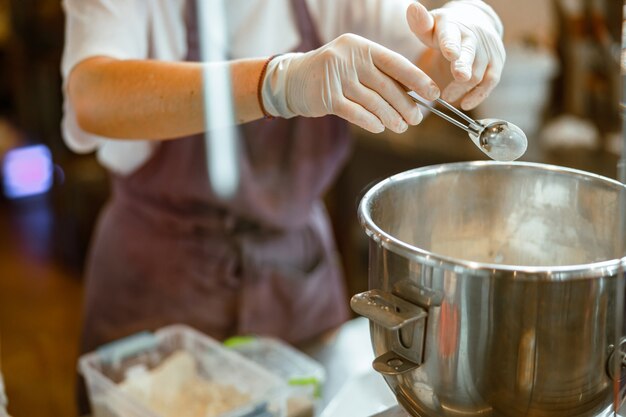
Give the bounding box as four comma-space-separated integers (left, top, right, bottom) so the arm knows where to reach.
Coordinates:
406, 0, 505, 110
262, 33, 441, 134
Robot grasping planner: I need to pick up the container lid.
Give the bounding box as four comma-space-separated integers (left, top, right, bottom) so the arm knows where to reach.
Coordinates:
225, 336, 325, 397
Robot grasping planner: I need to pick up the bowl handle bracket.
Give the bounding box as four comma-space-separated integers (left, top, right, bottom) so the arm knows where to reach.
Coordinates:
351, 282, 442, 374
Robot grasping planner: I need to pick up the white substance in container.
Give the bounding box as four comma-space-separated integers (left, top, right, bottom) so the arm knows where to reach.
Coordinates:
118, 351, 251, 417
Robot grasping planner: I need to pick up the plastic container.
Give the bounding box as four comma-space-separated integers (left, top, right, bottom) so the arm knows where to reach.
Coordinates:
224, 337, 325, 417
79, 325, 287, 417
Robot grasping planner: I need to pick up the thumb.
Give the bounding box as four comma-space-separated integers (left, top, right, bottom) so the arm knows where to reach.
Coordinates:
406, 2, 436, 47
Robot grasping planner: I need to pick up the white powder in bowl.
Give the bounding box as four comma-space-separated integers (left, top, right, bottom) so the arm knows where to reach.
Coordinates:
119, 351, 251, 417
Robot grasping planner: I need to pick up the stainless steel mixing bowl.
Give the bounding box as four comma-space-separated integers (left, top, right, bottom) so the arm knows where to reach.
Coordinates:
351, 161, 626, 417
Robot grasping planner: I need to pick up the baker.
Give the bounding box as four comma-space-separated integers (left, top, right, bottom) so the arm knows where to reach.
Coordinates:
61, 0, 504, 411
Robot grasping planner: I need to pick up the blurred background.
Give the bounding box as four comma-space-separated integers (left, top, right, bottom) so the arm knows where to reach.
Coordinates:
0, 0, 622, 416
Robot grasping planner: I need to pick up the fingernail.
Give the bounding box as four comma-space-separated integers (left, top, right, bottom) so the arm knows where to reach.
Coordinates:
454, 64, 471, 81
443, 43, 459, 58
443, 89, 462, 103
398, 121, 408, 133
462, 93, 485, 111
410, 110, 422, 125
428, 85, 440, 100
461, 100, 476, 111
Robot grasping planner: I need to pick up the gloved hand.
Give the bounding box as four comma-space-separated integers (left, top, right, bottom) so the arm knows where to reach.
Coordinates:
406, 0, 505, 110
262, 33, 441, 134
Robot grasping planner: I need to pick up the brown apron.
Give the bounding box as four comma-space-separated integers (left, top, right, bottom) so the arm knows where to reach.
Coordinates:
79, 0, 352, 358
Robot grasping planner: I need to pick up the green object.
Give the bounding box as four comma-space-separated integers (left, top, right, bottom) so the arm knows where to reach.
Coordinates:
223, 335, 257, 348
288, 377, 322, 398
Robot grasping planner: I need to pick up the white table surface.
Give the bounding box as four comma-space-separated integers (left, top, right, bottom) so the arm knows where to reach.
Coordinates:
299, 317, 399, 417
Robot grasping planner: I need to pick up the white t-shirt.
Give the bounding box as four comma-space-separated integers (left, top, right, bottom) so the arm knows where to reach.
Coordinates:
61, 0, 423, 175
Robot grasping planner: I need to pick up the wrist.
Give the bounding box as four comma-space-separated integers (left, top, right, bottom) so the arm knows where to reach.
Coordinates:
261, 52, 303, 119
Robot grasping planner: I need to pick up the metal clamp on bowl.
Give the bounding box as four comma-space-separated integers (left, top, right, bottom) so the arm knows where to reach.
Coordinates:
606, 336, 626, 381
350, 289, 427, 331
351, 281, 443, 375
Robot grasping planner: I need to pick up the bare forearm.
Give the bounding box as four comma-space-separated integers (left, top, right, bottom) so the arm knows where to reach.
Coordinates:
67, 57, 267, 140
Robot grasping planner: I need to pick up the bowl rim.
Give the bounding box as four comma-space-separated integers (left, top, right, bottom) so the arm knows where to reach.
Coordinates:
359, 160, 626, 281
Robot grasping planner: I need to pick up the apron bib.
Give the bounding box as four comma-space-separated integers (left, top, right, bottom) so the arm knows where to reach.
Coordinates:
79, 0, 352, 355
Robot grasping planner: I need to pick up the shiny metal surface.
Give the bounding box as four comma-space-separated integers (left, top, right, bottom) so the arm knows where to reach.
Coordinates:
472, 119, 528, 162
354, 161, 626, 417
371, 404, 620, 417
407, 93, 527, 161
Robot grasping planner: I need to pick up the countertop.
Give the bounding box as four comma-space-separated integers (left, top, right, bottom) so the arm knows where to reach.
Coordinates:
300, 317, 401, 417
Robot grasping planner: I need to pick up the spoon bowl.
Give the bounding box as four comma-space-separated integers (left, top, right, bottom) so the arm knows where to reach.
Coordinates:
470, 118, 528, 161
407, 92, 529, 161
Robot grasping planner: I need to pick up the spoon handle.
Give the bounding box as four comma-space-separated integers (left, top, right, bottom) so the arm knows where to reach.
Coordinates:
434, 98, 479, 127
407, 92, 481, 134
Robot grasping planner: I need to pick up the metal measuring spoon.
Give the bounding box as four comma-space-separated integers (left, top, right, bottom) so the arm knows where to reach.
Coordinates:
407, 92, 528, 161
